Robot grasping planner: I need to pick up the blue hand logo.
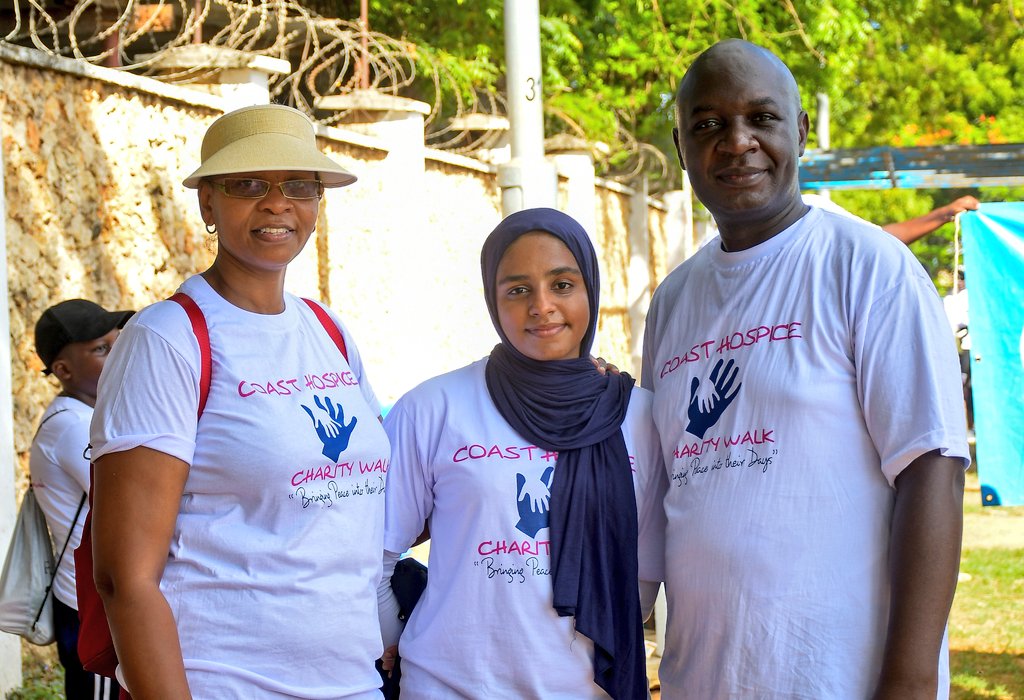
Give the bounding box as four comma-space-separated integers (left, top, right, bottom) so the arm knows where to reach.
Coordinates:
685, 358, 742, 438
302, 395, 358, 461
515, 466, 555, 537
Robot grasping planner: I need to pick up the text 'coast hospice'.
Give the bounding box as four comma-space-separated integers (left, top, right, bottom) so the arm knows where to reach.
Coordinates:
660, 321, 802, 378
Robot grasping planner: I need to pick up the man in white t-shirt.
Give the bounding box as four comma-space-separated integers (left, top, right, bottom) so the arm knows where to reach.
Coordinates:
643, 39, 969, 699
30, 299, 131, 700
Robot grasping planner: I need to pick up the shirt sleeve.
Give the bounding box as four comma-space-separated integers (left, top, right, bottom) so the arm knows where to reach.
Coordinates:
640, 292, 661, 391
854, 263, 971, 486
630, 393, 667, 585
91, 316, 201, 464
377, 549, 405, 649
382, 397, 435, 554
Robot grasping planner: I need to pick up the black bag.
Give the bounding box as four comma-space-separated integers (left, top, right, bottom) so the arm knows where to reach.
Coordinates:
392, 557, 428, 621
378, 557, 428, 699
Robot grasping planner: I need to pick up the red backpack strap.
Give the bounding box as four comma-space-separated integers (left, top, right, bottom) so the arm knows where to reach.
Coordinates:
169, 292, 211, 419
76, 295, 208, 694
301, 298, 348, 362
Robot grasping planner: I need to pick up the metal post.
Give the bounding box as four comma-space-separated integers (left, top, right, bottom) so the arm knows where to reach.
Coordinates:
193, 0, 203, 43
815, 92, 830, 201
358, 0, 370, 90
497, 0, 557, 216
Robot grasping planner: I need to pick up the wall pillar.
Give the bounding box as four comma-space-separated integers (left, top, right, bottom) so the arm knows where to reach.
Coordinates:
546, 134, 598, 240
627, 177, 651, 377
311, 91, 432, 403
448, 113, 510, 164
316, 91, 429, 183
662, 175, 695, 273
135, 45, 290, 110
0, 99, 25, 692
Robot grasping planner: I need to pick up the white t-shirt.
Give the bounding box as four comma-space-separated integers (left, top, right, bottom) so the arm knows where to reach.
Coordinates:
641, 207, 969, 700
91, 275, 389, 700
28, 395, 92, 608
383, 358, 667, 700
801, 192, 879, 228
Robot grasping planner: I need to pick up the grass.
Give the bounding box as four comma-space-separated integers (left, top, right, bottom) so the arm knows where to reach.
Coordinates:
949, 470, 1024, 699
6, 643, 62, 699
9, 474, 1022, 699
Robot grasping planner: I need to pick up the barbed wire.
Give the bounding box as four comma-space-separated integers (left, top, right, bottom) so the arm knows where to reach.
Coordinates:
2, 0, 482, 131
604, 119, 674, 191
1, 0, 666, 180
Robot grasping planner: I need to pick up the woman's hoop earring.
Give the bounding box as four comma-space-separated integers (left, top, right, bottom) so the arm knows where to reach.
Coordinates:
205, 223, 217, 235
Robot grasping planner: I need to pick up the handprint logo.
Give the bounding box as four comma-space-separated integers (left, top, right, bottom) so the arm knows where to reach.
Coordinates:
515, 466, 555, 538
685, 358, 742, 438
302, 395, 358, 461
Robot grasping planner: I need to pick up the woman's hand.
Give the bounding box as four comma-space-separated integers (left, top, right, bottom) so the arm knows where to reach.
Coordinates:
380, 645, 399, 673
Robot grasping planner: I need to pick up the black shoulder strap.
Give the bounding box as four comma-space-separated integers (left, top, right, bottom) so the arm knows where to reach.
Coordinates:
32, 407, 69, 440
32, 489, 87, 630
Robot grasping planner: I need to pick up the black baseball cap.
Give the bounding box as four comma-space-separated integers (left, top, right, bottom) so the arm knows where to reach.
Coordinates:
34, 299, 134, 375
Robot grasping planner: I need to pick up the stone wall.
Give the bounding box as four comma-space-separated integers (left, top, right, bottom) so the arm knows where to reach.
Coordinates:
1, 45, 679, 483
0, 59, 220, 471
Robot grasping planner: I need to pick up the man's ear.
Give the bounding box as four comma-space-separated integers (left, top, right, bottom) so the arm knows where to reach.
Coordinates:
797, 110, 810, 157
672, 127, 686, 170
50, 357, 72, 383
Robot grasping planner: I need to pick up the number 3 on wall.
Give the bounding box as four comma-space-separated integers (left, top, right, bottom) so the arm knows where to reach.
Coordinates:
526, 77, 538, 101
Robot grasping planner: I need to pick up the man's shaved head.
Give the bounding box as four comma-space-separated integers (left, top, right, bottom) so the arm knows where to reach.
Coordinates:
671, 39, 810, 249
676, 39, 802, 115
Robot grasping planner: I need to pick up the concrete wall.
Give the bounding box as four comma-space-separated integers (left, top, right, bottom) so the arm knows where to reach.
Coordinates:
0, 43, 686, 688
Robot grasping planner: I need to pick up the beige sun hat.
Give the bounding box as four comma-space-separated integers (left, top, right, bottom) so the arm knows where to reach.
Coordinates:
183, 104, 357, 189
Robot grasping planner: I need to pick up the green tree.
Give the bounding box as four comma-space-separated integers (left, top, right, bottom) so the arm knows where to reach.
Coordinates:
315, 1, 1023, 287
807, 1, 1024, 292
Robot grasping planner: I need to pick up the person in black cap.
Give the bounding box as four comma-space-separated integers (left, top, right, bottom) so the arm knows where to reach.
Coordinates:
29, 299, 132, 699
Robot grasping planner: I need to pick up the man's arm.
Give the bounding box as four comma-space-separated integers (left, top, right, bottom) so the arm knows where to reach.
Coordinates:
872, 450, 965, 700
882, 196, 979, 244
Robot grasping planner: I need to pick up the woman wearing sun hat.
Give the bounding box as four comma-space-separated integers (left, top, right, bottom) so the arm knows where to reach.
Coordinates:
89, 104, 391, 698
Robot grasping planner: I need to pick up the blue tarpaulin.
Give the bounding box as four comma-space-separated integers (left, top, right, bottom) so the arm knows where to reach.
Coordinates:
961, 204, 1024, 506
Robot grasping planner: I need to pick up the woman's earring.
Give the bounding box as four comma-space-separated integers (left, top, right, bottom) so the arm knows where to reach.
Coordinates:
205, 223, 217, 235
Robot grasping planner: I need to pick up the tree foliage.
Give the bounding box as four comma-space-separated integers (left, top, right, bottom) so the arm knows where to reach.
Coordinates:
807, 1, 1024, 292
322, 1, 1023, 288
